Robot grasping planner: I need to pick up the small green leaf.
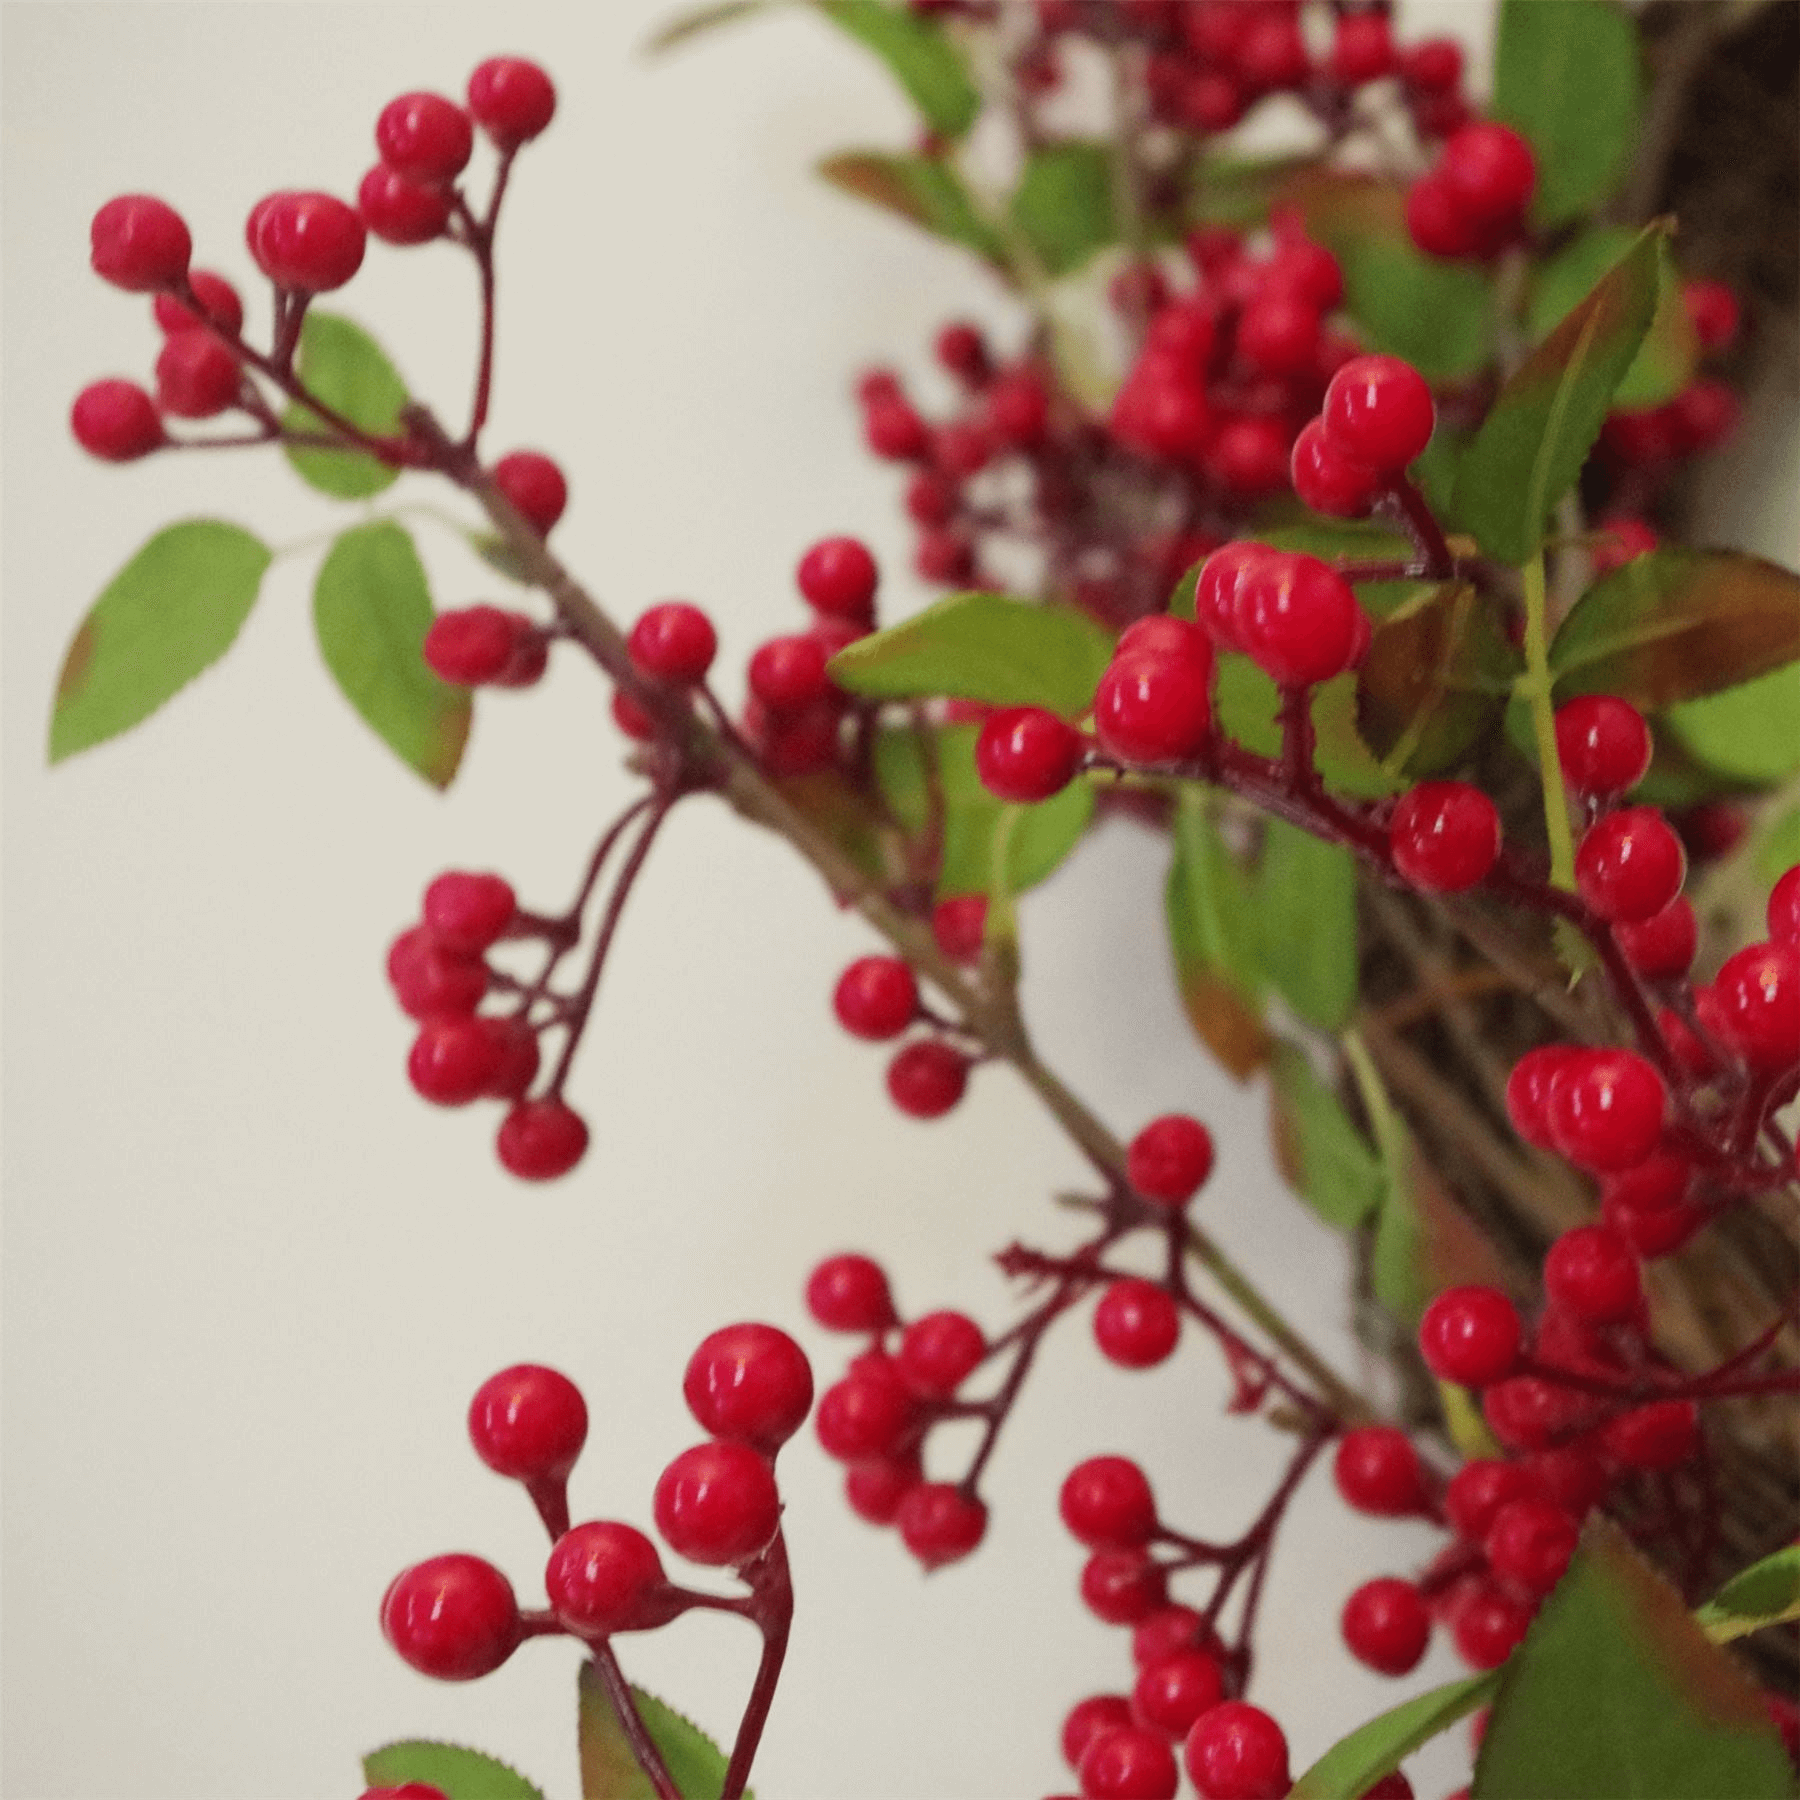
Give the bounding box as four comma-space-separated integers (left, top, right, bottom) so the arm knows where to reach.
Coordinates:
1755, 807, 1800, 885
281, 312, 407, 499
645, 0, 771, 51
363, 1739, 544, 1800
1268, 1044, 1382, 1231
1186, 151, 1314, 226
1214, 658, 1404, 800
1696, 1545, 1800, 1643
1257, 821, 1357, 1031
1493, 0, 1642, 228
577, 1661, 749, 1800
1011, 141, 1115, 276
817, 150, 1004, 263
829, 592, 1113, 715
816, 0, 978, 137
50, 520, 271, 763
1291, 1671, 1500, 1800
1167, 791, 1267, 1078
1474, 1519, 1793, 1799
312, 521, 470, 787
1452, 225, 1664, 565
468, 529, 533, 585
1550, 547, 1800, 712
1665, 662, 1800, 784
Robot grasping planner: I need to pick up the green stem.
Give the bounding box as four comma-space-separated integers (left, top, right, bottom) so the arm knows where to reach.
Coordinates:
1342, 1027, 1408, 1180
1516, 551, 1578, 892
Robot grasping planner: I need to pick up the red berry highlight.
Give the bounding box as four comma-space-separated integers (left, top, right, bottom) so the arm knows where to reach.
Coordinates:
833, 956, 918, 1041
376, 91, 474, 184
1322, 355, 1436, 472
467, 57, 557, 148
1184, 1701, 1290, 1800
380, 1554, 520, 1680
468, 1363, 588, 1481
1342, 1577, 1431, 1675
1126, 1115, 1215, 1208
1418, 1286, 1522, 1387
545, 1520, 666, 1636
1093, 1279, 1180, 1369
1333, 1426, 1427, 1516
975, 707, 1084, 803
628, 601, 718, 685
249, 191, 366, 291
683, 1321, 814, 1451
1390, 781, 1501, 892
653, 1440, 781, 1565
1575, 808, 1687, 922
897, 1310, 986, 1396
805, 1253, 896, 1331
1060, 1455, 1157, 1550
1555, 696, 1652, 798
90, 194, 191, 291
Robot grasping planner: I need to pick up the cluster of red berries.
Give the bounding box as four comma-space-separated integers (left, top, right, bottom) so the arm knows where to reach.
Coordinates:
1405, 121, 1537, 262
831, 952, 979, 1120
386, 870, 589, 1180
1290, 352, 1437, 518
382, 1331, 810, 1680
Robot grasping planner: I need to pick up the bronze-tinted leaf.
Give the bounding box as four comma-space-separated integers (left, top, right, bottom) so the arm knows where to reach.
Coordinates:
817, 150, 1004, 264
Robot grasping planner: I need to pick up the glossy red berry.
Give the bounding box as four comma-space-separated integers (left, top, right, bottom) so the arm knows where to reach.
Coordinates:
833, 957, 917, 1041
1333, 1426, 1427, 1516
896, 1482, 988, 1568
1079, 1724, 1180, 1799
249, 191, 365, 291
1205, 415, 1291, 497
1184, 1701, 1290, 1800
1081, 1550, 1169, 1625
545, 1520, 666, 1636
1133, 1605, 1211, 1670
1504, 1044, 1582, 1149
1601, 1398, 1699, 1470
1126, 1115, 1214, 1208
1060, 1455, 1157, 1550
381, 1554, 520, 1680
70, 380, 164, 461
1576, 807, 1686, 922
1543, 1049, 1666, 1173
1482, 1374, 1577, 1453
154, 270, 244, 336
1401, 38, 1462, 91
1064, 1695, 1136, 1771
469, 1363, 587, 1480
1342, 1577, 1431, 1675
627, 601, 717, 685
90, 194, 190, 290
1094, 654, 1211, 766
886, 1039, 970, 1118
409, 1016, 502, 1106
1418, 1286, 1522, 1387
1330, 12, 1394, 84
1116, 616, 1212, 669
358, 165, 453, 245
423, 871, 515, 953
1405, 173, 1483, 259
795, 536, 879, 620
1450, 1582, 1532, 1668
806, 1253, 896, 1332
467, 57, 557, 148
815, 1363, 915, 1461
1613, 896, 1697, 979
1237, 553, 1366, 688
387, 926, 486, 1019
1554, 696, 1652, 798
1193, 544, 1266, 651
1445, 1458, 1534, 1540
1600, 1150, 1702, 1259
748, 635, 830, 714
1767, 866, 1800, 942
976, 707, 1084, 803
475, 1018, 536, 1098
153, 331, 242, 418
654, 1440, 780, 1566
1322, 355, 1436, 471
683, 1322, 813, 1451
1543, 1225, 1641, 1324
493, 450, 567, 535
1441, 123, 1535, 223
921, 898, 979, 966
425, 607, 538, 687
897, 1310, 986, 1396
1485, 1497, 1578, 1595
376, 92, 474, 184
844, 1454, 920, 1524
1290, 418, 1381, 518
495, 1099, 589, 1179
1710, 941, 1800, 1071
1390, 781, 1501, 892
1132, 1650, 1225, 1737
1237, 294, 1322, 377
1093, 1280, 1180, 1369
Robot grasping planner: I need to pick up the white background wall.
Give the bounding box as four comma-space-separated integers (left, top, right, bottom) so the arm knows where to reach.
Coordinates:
0, 5, 1629, 1798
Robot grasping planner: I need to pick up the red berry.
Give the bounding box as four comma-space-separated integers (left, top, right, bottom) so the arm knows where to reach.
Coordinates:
493, 450, 567, 535
1126, 1115, 1214, 1208
1670, 378, 1740, 453
1504, 1044, 1582, 1149
1445, 1458, 1534, 1540
154, 269, 244, 336
1577, 806, 1687, 922
1613, 896, 1697, 979
915, 528, 976, 586
360, 1786, 448, 1800
409, 1016, 503, 1106
1418, 1286, 1522, 1387
906, 470, 958, 525
1360, 1778, 1414, 1800
153, 330, 241, 419
1543, 1049, 1666, 1173
654, 1440, 781, 1565
1710, 941, 1800, 1071
358, 165, 454, 245
1401, 38, 1462, 91
1094, 654, 1211, 766
1591, 516, 1659, 574
469, 1363, 588, 1481
249, 191, 365, 291
815, 1364, 915, 1461
1081, 1550, 1169, 1625
1481, 1374, 1579, 1453
1080, 1724, 1179, 1799
833, 957, 918, 1041
545, 1520, 666, 1635
886, 1040, 970, 1119
1601, 1398, 1699, 1470
932, 894, 988, 961
1237, 553, 1366, 687
1406, 173, 1483, 260
467, 57, 557, 148
1441, 123, 1535, 223
90, 194, 190, 290
1132, 1650, 1225, 1737
1342, 1577, 1431, 1676
934, 320, 989, 382
380, 1554, 520, 1680
1682, 279, 1740, 354
986, 367, 1051, 446
1290, 418, 1381, 518
1333, 1426, 1427, 1516
376, 91, 474, 184
1193, 543, 1267, 651
806, 1253, 896, 1331
1600, 1150, 1702, 1259
1390, 781, 1502, 892
1133, 1606, 1211, 1670
683, 1322, 814, 1451
1554, 696, 1651, 798
1449, 1581, 1532, 1668
1543, 1225, 1641, 1324
1485, 1497, 1578, 1595
424, 871, 516, 953
866, 395, 930, 460
1322, 355, 1436, 473
748, 635, 831, 714
495, 1099, 589, 1179
1184, 1702, 1290, 1800
844, 1454, 920, 1524
1205, 415, 1291, 497
1093, 1280, 1180, 1369
796, 536, 879, 620
1117, 616, 1213, 670
975, 707, 1085, 803
387, 926, 487, 1019
1237, 294, 1321, 376
896, 1482, 988, 1567
1060, 1455, 1157, 1550
1767, 866, 1800, 942
425, 607, 537, 687
1330, 12, 1395, 85
479, 1018, 540, 1102
1065, 1696, 1136, 1772
627, 601, 717, 685
70, 380, 164, 461
1237, 12, 1309, 90
612, 689, 656, 740
897, 1310, 986, 1396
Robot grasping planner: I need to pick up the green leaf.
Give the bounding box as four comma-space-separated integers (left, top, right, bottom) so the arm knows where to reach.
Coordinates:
1167, 790, 1267, 1078
281, 312, 407, 499
363, 1739, 544, 1800
1370, 1158, 1429, 1327
312, 521, 470, 787
1268, 1044, 1383, 1231
1549, 547, 1800, 712
1214, 658, 1404, 800
577, 1661, 748, 1800
1452, 225, 1664, 565
1185, 151, 1314, 227
1257, 821, 1357, 1031
1474, 1519, 1793, 1799
1665, 662, 1800, 783
815, 0, 978, 137
1528, 227, 1696, 408
1696, 1545, 1800, 1643
1010, 141, 1115, 276
1756, 807, 1800, 885
817, 150, 1004, 263
1291, 1671, 1500, 1800
49, 520, 271, 763
1493, 0, 1642, 228
644, 0, 771, 51
1356, 580, 1521, 776
829, 592, 1113, 715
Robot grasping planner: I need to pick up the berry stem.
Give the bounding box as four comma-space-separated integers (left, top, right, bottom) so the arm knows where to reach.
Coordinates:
1515, 549, 1578, 892
1384, 474, 1456, 579
720, 1529, 794, 1800
588, 1645, 684, 1800
455, 146, 519, 447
